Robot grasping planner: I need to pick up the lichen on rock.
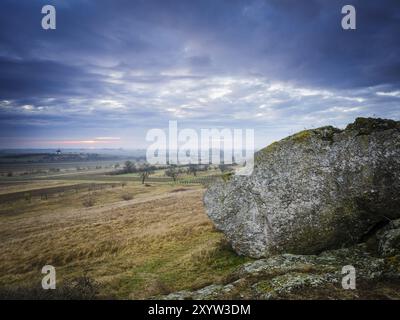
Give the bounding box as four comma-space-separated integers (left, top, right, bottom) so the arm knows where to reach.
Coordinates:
204, 117, 400, 258
376, 219, 400, 257
158, 244, 400, 300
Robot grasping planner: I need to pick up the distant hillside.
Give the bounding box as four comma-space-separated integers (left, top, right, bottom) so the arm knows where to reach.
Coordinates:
0, 148, 147, 163
0, 152, 144, 164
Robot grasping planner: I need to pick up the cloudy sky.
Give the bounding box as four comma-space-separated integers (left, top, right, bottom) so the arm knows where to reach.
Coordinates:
0, 0, 399, 149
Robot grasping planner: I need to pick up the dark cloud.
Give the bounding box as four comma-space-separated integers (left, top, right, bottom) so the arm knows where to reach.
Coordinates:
0, 0, 399, 148
0, 57, 105, 100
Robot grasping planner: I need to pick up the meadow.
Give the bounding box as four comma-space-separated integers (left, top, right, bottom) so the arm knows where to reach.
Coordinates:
0, 159, 249, 299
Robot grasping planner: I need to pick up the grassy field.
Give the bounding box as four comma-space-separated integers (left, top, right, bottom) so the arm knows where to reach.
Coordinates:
0, 165, 250, 299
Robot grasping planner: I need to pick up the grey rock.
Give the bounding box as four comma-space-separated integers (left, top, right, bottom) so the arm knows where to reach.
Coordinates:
204, 118, 400, 258
159, 284, 235, 300
159, 244, 400, 300
376, 219, 400, 257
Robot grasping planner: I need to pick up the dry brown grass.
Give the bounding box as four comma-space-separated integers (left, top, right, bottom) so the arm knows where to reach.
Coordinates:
0, 182, 249, 299
0, 180, 78, 195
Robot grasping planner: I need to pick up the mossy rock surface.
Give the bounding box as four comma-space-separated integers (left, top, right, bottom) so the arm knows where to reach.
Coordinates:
159, 244, 400, 300
204, 118, 400, 258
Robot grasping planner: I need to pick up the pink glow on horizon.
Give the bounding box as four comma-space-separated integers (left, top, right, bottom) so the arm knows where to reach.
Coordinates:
0, 137, 123, 148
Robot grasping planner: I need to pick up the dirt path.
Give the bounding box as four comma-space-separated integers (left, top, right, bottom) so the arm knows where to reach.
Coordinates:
86, 188, 203, 217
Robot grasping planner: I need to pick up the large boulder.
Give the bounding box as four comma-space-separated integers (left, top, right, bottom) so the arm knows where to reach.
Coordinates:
204, 118, 400, 258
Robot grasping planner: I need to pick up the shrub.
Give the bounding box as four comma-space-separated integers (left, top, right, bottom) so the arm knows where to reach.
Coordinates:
82, 196, 96, 207
63, 275, 101, 300
121, 193, 133, 201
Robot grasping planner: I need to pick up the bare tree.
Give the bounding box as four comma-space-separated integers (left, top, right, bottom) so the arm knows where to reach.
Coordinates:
165, 166, 180, 182
187, 164, 198, 176
123, 160, 136, 173
139, 164, 154, 184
